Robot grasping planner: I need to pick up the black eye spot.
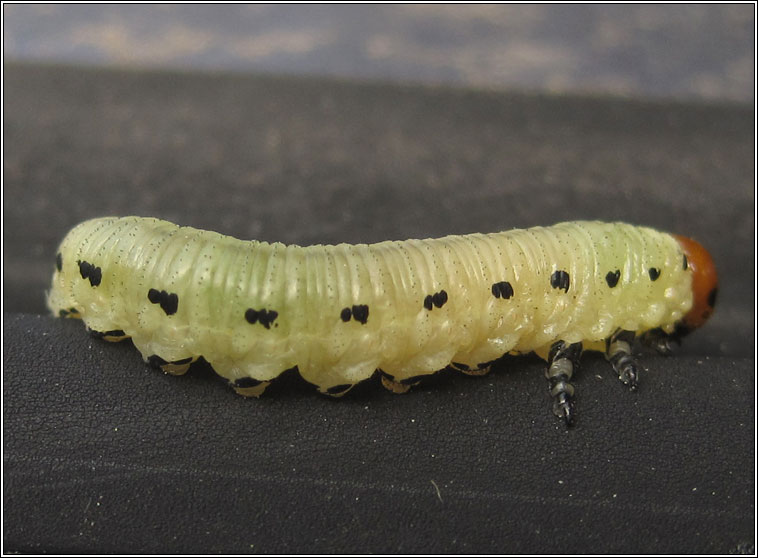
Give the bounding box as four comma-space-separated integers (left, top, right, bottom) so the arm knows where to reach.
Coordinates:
550, 270, 570, 293
682, 254, 688, 270
56, 252, 62, 272
423, 295, 434, 311
649, 267, 661, 281
340, 307, 352, 322
491, 281, 514, 299
605, 269, 620, 288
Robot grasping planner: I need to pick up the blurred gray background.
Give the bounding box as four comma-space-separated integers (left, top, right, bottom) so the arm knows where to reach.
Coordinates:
3, 4, 754, 103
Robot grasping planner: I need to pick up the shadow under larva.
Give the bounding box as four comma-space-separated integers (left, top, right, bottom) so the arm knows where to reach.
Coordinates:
48, 217, 718, 426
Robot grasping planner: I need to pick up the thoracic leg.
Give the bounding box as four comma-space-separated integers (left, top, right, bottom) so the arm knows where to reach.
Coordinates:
546, 341, 583, 426
605, 330, 639, 389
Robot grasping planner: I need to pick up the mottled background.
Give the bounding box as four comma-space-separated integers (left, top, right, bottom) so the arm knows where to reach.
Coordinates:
3, 4, 754, 103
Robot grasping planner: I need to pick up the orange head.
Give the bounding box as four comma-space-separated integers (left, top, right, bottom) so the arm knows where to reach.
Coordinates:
674, 234, 718, 332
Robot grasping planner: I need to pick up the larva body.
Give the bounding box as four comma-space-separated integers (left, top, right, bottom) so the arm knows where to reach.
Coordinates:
48, 217, 717, 421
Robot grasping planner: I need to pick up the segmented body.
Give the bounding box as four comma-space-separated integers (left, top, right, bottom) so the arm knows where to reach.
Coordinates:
47, 217, 694, 395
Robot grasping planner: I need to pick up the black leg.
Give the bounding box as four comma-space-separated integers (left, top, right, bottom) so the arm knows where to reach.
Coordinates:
605, 330, 639, 389
546, 341, 582, 426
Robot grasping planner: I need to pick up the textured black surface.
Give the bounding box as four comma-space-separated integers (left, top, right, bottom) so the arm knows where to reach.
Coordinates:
2, 63, 755, 553
3, 314, 754, 554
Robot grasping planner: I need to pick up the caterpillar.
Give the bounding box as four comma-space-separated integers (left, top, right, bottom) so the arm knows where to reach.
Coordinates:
47, 217, 717, 425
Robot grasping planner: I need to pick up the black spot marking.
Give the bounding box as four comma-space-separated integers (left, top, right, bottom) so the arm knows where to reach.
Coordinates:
147, 288, 179, 316
340, 304, 369, 324
55, 252, 62, 272
77, 260, 102, 287
432, 290, 448, 308
325, 383, 352, 395
351, 304, 369, 324
649, 267, 661, 281
245, 308, 278, 329
424, 290, 448, 310
340, 307, 352, 322
606, 269, 621, 288
683, 254, 688, 270
491, 281, 514, 299
707, 287, 718, 308
163, 293, 179, 315
550, 270, 570, 293
260, 310, 278, 329
59, 307, 79, 318
234, 377, 264, 388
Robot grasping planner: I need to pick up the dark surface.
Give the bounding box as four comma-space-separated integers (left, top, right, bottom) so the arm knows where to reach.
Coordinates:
3, 63, 755, 553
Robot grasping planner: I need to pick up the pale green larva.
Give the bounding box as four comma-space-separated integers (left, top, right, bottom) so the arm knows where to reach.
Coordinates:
47, 217, 718, 425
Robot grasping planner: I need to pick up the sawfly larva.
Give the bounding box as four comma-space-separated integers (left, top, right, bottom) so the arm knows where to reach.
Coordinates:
47, 217, 717, 425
